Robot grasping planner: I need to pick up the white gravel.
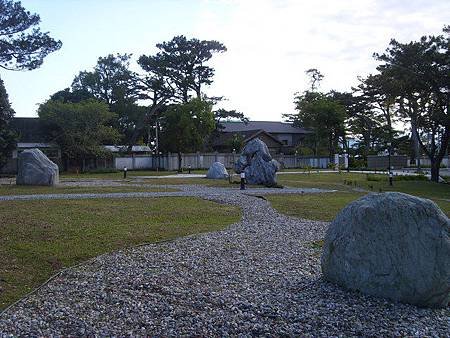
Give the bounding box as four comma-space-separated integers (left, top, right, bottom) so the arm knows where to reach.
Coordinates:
0, 185, 448, 337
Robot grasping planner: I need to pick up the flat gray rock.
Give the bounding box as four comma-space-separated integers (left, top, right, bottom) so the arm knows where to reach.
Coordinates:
16, 148, 59, 186
206, 162, 228, 179
321, 192, 450, 308
234, 138, 279, 186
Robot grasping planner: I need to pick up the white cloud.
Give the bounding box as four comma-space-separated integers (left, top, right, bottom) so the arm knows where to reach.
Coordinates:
195, 0, 449, 120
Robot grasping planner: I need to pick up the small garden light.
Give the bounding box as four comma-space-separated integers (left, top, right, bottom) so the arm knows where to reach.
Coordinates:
123, 166, 127, 179
240, 172, 246, 190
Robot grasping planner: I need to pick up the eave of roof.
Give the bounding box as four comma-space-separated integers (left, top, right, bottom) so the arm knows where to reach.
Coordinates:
221, 121, 311, 134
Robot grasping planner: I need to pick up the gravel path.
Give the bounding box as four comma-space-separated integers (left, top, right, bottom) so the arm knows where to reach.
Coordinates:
0, 186, 449, 336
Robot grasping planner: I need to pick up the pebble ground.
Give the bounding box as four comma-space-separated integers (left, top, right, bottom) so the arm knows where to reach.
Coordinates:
0, 184, 448, 337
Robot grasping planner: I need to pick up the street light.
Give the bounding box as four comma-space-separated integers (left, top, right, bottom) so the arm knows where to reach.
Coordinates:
240, 172, 246, 190
387, 142, 392, 186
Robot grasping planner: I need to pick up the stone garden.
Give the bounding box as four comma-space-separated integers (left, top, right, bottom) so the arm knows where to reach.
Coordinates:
0, 140, 448, 336
1, 1, 449, 335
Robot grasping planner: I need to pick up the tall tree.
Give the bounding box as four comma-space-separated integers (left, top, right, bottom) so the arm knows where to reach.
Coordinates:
344, 92, 385, 161
138, 35, 227, 103
0, 76, 16, 168
136, 36, 226, 152
293, 91, 346, 160
71, 54, 142, 146
0, 0, 61, 70
129, 56, 176, 150
159, 98, 215, 171
375, 26, 450, 181
72, 54, 137, 106
305, 68, 324, 91
354, 74, 399, 144
38, 99, 120, 171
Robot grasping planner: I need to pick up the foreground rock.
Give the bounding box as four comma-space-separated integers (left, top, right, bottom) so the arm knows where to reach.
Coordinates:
234, 138, 279, 186
16, 148, 59, 186
321, 192, 450, 308
206, 162, 228, 179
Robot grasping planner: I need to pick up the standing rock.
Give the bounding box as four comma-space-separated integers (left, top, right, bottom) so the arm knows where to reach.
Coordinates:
207, 162, 228, 179
234, 138, 279, 186
321, 192, 450, 308
16, 148, 59, 186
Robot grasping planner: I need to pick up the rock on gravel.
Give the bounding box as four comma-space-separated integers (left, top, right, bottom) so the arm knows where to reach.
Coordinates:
234, 138, 279, 186
206, 162, 228, 179
321, 192, 450, 308
16, 148, 59, 186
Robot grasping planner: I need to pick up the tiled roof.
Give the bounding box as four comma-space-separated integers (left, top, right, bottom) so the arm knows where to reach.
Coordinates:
221, 121, 310, 134
104, 145, 152, 153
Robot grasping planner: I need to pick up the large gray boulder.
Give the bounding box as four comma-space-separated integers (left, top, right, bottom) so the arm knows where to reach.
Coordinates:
321, 192, 450, 308
234, 138, 279, 186
207, 162, 228, 179
16, 148, 59, 186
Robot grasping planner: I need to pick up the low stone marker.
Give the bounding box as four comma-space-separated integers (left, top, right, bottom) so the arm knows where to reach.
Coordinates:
16, 148, 59, 186
234, 138, 279, 186
206, 162, 228, 179
321, 192, 450, 308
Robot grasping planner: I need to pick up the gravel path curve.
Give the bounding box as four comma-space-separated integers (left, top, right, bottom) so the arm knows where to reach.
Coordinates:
0, 186, 448, 336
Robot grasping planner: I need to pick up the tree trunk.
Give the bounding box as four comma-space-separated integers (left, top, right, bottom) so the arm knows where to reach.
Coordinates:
177, 152, 183, 173
329, 133, 334, 162
430, 158, 440, 183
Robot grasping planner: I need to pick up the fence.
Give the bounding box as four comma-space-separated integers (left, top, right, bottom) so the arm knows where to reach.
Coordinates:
407, 156, 450, 168
113, 153, 332, 171
367, 155, 408, 170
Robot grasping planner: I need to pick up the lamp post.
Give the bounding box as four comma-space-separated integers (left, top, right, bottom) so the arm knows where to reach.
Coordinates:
344, 150, 349, 173
387, 142, 392, 186
240, 172, 246, 190
230, 148, 236, 184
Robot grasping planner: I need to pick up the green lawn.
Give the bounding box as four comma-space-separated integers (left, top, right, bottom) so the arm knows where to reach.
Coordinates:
0, 185, 178, 196
267, 192, 450, 222
269, 172, 450, 221
277, 172, 450, 200
0, 197, 241, 310
61, 170, 179, 179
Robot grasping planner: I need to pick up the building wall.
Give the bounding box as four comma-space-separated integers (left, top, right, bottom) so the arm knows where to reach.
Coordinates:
367, 155, 408, 169
273, 133, 293, 146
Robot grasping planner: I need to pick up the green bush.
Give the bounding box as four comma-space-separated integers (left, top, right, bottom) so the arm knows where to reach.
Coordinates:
394, 174, 428, 182
366, 174, 385, 182
366, 173, 429, 182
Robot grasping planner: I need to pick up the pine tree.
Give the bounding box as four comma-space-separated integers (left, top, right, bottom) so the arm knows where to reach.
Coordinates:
0, 77, 17, 169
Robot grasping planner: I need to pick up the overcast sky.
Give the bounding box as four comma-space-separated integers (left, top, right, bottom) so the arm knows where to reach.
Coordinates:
2, 0, 449, 121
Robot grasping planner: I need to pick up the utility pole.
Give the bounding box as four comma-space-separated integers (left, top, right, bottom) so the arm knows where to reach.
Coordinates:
155, 119, 159, 172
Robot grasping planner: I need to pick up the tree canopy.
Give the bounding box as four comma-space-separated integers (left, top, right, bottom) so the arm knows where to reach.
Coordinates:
138, 35, 227, 103
0, 0, 61, 71
294, 91, 346, 160
38, 99, 120, 170
0, 76, 16, 168
159, 98, 215, 170
374, 25, 449, 181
